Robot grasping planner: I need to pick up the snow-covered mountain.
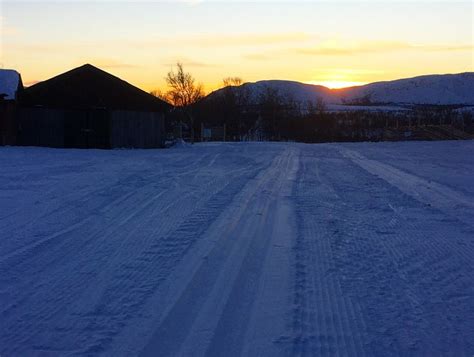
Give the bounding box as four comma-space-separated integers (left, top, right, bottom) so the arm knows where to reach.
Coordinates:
239, 80, 337, 103
341, 73, 474, 105
207, 73, 474, 106
206, 80, 337, 105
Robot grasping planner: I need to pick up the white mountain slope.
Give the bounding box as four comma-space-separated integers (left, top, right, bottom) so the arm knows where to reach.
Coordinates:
239, 80, 338, 103
342, 72, 474, 105
208, 72, 474, 106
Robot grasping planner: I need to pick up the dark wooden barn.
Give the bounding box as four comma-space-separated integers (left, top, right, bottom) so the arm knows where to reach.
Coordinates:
19, 64, 171, 148
0, 69, 23, 146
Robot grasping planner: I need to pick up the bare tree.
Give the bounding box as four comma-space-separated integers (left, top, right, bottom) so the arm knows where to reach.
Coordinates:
222, 77, 243, 87
220, 77, 251, 140
165, 63, 204, 142
166, 63, 204, 107
149, 89, 170, 103
315, 97, 327, 115
259, 86, 284, 140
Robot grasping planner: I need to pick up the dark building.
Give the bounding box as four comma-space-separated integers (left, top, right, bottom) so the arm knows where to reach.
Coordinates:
0, 69, 23, 146
19, 64, 171, 148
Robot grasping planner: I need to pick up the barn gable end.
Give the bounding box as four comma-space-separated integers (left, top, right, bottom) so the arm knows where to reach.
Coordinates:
19, 64, 170, 149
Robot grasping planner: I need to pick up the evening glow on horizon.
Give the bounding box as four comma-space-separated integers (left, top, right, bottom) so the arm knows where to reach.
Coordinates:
308, 80, 368, 89
1, 1, 473, 93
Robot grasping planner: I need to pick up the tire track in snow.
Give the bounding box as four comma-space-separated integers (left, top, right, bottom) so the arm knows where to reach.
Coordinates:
287, 148, 370, 357
0, 183, 181, 353
0, 150, 228, 273
0, 151, 219, 260
205, 147, 298, 357
140, 147, 297, 357
2, 143, 473, 356
317, 145, 474, 355
72, 166, 262, 355
338, 146, 474, 228
0, 148, 268, 356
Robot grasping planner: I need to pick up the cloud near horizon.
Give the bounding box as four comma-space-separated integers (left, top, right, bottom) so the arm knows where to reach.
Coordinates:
297, 40, 474, 57
4, 32, 314, 55
120, 32, 314, 49
241, 39, 474, 64
161, 59, 215, 68
3, 1, 472, 93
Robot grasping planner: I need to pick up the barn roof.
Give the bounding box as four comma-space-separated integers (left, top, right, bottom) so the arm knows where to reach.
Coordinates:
21, 64, 171, 112
0, 69, 23, 100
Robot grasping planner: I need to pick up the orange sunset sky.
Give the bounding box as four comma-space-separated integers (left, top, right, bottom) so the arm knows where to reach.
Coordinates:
1, 0, 473, 93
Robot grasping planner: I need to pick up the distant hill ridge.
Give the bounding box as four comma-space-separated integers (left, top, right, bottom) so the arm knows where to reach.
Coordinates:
207, 72, 474, 106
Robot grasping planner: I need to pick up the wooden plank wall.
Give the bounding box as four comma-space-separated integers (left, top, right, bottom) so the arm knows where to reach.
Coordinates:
110, 111, 164, 148
0, 101, 18, 146
18, 107, 65, 147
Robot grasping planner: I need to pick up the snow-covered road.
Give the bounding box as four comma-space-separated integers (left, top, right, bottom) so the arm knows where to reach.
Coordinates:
1, 141, 473, 356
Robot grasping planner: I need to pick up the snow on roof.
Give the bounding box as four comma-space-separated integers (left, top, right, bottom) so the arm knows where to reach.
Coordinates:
0, 69, 21, 100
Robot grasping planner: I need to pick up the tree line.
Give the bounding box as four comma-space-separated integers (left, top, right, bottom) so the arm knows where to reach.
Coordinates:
151, 63, 474, 143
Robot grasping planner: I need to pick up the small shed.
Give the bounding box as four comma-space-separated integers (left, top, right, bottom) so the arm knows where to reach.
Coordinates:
0, 69, 23, 145
20, 64, 171, 148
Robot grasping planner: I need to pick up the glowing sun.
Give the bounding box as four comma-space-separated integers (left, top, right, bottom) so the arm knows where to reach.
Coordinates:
307, 80, 366, 89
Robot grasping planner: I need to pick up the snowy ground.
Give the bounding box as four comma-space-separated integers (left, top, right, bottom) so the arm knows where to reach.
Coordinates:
1, 141, 473, 356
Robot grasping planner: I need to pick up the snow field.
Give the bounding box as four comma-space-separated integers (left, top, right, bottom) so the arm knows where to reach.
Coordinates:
0, 141, 473, 356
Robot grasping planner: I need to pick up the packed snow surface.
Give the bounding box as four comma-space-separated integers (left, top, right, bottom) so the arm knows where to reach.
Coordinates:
1, 141, 474, 356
